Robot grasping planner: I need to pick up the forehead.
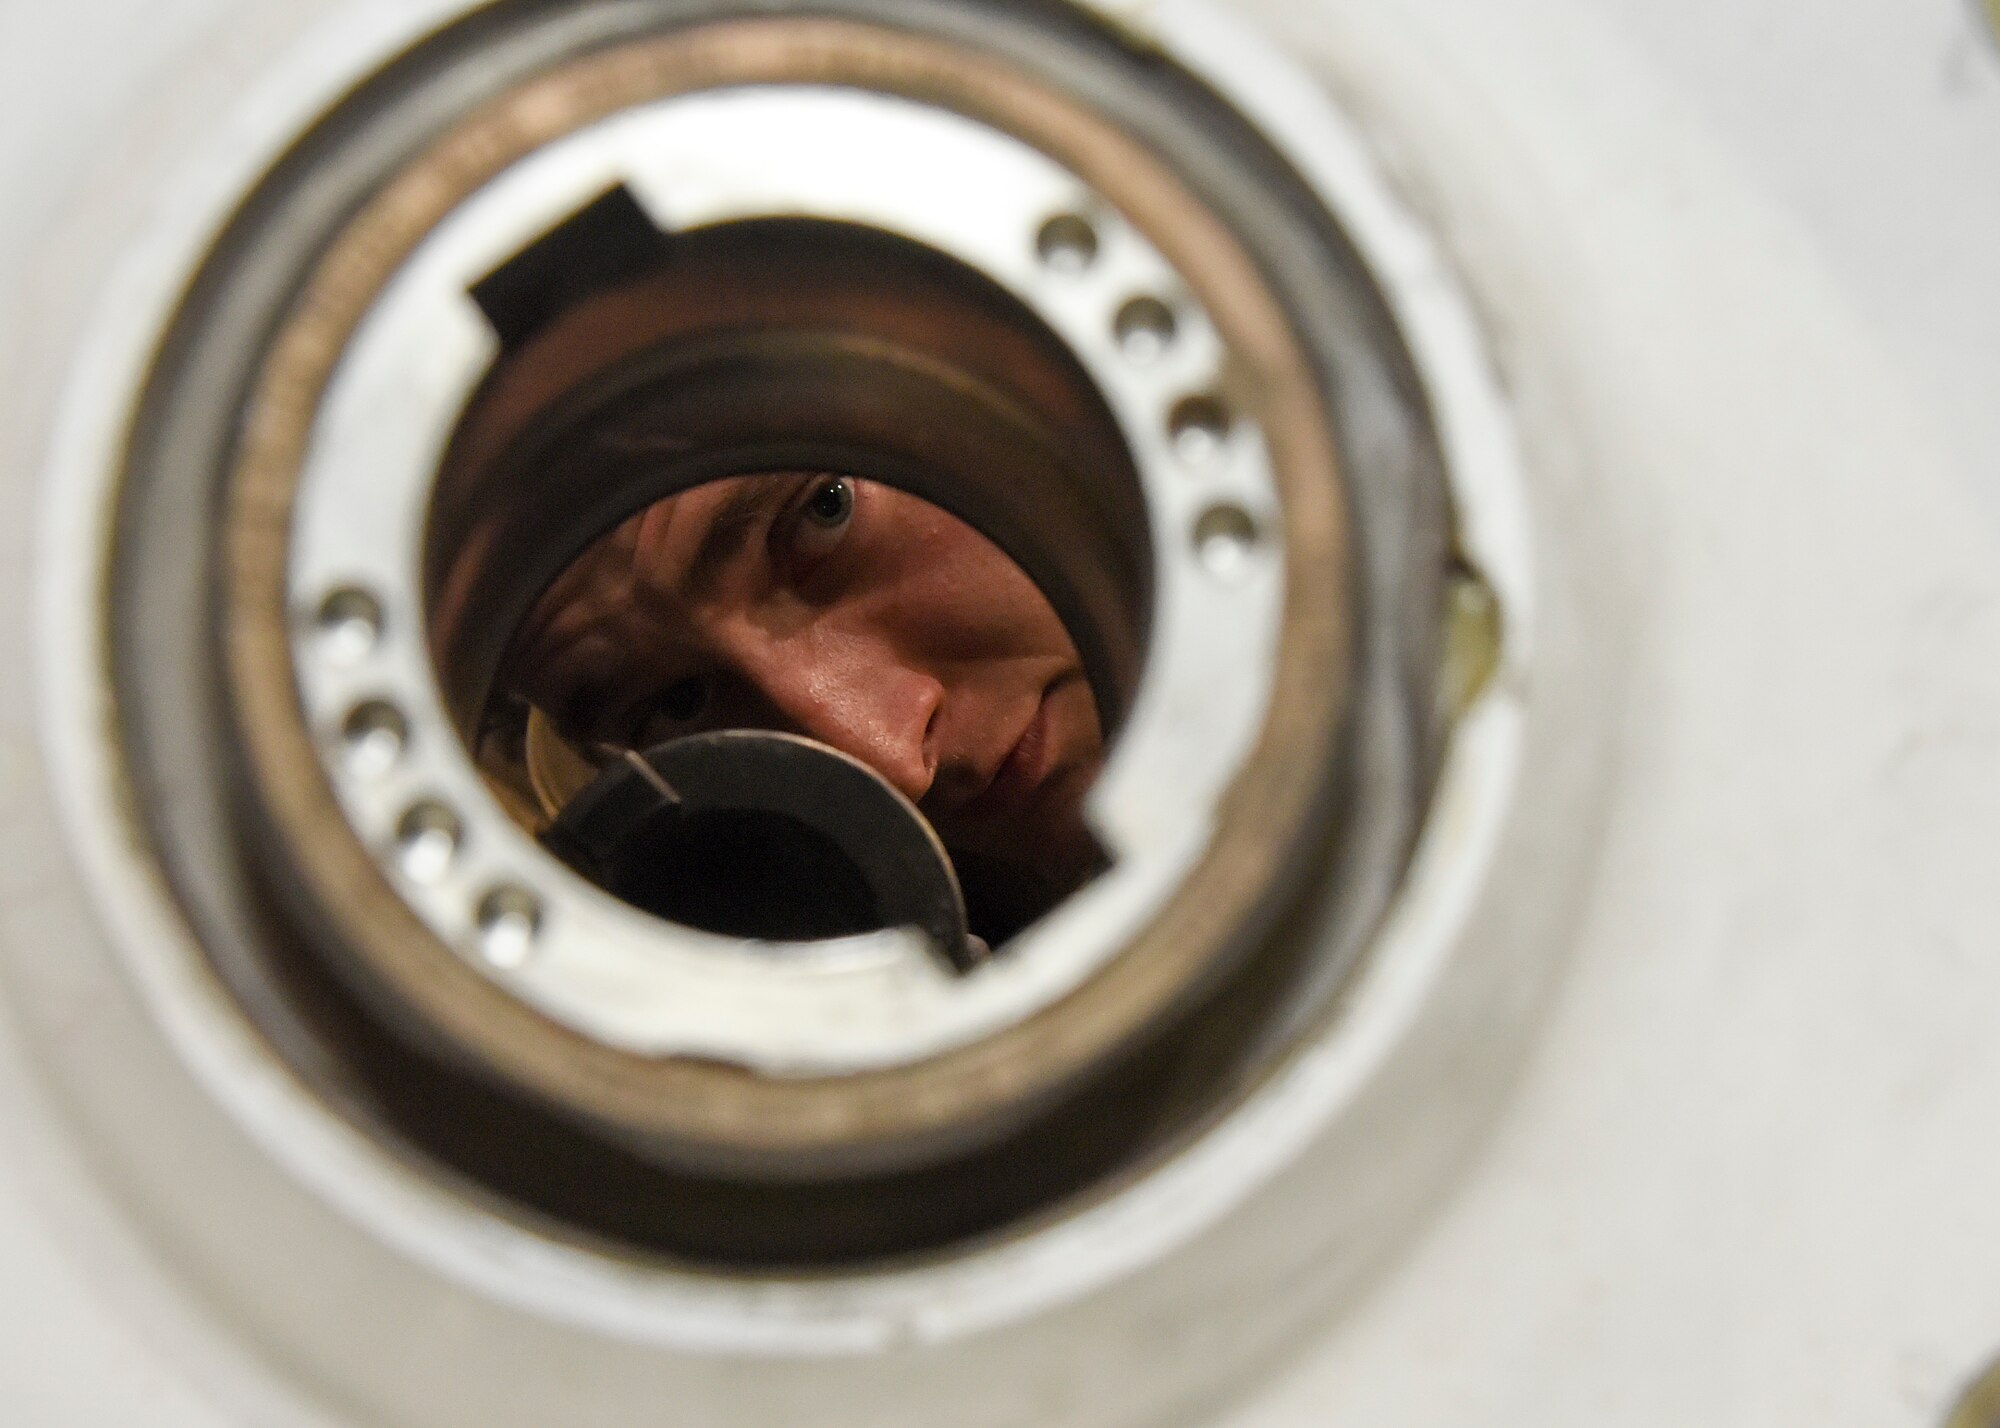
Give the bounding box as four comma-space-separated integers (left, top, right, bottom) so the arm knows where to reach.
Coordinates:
507, 474, 786, 687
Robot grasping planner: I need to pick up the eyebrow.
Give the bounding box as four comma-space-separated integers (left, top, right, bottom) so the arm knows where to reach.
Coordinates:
510, 475, 803, 731
676, 475, 799, 601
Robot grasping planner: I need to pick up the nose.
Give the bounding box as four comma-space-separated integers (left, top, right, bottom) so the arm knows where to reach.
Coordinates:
732, 627, 941, 805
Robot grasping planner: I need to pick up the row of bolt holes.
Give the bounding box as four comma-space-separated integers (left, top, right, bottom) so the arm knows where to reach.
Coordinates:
317, 590, 541, 970
311, 213, 1256, 971
1036, 212, 1261, 580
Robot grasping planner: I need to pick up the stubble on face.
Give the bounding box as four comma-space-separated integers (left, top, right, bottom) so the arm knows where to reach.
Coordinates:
506, 475, 1109, 925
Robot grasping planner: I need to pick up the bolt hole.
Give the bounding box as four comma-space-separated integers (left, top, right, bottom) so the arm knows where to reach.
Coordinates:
1035, 213, 1099, 273
313, 586, 384, 662
340, 701, 408, 779
1169, 394, 1232, 463
395, 801, 461, 884
1114, 296, 1178, 363
475, 885, 542, 969
1193, 504, 1261, 581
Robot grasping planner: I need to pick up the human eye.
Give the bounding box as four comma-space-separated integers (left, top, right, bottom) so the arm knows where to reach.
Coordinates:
629, 673, 711, 747
780, 476, 856, 569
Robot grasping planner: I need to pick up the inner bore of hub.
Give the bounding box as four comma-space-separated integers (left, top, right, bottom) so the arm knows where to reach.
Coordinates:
425, 199, 1152, 952
590, 806, 879, 939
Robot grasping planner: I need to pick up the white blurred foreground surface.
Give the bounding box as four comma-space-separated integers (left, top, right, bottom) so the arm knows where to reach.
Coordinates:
1, 0, 1998, 1424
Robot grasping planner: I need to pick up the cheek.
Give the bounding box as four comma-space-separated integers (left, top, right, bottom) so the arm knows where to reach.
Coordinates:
1046, 674, 1105, 771
862, 500, 1080, 660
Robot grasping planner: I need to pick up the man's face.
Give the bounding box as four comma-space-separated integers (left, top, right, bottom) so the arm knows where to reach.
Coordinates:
509, 473, 1107, 912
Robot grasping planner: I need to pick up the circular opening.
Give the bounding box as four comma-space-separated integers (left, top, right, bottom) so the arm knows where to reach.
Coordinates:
427, 216, 1150, 954
339, 700, 407, 779
108, 10, 1459, 1278
313, 586, 383, 663
1193, 503, 1262, 581
605, 805, 882, 939
474, 885, 543, 969
1034, 212, 1098, 273
395, 801, 462, 884
1113, 295, 1178, 363
1168, 394, 1233, 463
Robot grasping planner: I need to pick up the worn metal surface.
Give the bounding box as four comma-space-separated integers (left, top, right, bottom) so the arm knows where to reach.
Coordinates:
82, 1, 1473, 1201
199, 9, 1357, 1174
0, 0, 1995, 1423
266, 75, 1293, 1089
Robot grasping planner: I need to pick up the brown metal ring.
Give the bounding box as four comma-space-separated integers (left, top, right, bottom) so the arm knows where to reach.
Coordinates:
222, 16, 1349, 1173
